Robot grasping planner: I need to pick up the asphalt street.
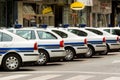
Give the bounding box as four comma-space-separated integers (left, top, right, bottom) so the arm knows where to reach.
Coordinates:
0, 52, 120, 80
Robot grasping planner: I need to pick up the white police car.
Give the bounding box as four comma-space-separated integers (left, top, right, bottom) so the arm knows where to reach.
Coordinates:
7, 28, 66, 65
46, 28, 89, 59
0, 29, 39, 71
100, 27, 120, 36
85, 27, 120, 52
63, 27, 107, 55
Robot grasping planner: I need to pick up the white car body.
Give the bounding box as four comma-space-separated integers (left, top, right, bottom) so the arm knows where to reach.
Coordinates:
7, 28, 66, 61
64, 27, 107, 53
0, 29, 39, 70
46, 28, 89, 59
85, 27, 120, 51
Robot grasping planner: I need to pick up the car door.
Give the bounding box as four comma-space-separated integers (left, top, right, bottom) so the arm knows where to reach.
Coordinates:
0, 32, 13, 54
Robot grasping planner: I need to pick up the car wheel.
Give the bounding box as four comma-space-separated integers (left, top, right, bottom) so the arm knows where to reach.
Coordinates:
37, 50, 48, 65
2, 54, 21, 71
84, 46, 94, 58
64, 48, 75, 61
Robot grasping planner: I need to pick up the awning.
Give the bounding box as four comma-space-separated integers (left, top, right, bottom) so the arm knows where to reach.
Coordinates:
70, 2, 85, 10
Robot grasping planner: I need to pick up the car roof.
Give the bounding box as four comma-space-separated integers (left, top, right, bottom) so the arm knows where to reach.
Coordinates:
85, 27, 115, 36
7, 27, 63, 39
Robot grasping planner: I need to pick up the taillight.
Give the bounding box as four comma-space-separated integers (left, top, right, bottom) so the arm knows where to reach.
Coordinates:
84, 38, 87, 44
117, 36, 119, 42
34, 42, 38, 50
103, 37, 106, 43
60, 40, 64, 47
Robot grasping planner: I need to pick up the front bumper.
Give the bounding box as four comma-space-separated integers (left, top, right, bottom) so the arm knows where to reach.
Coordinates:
93, 44, 107, 52
108, 43, 120, 50
48, 49, 66, 59
74, 46, 88, 54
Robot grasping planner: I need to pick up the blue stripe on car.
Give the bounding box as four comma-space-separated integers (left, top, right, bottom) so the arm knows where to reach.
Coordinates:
65, 42, 84, 46
88, 41, 103, 44
38, 44, 60, 49
0, 48, 34, 54
38, 42, 85, 49
106, 40, 117, 43
88, 40, 117, 44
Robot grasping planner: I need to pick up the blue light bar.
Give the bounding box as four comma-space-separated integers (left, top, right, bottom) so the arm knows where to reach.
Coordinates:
40, 24, 48, 28
14, 24, 22, 28
63, 24, 69, 28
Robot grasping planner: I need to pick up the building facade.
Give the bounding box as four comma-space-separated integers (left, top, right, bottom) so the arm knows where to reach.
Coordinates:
0, 0, 119, 27
91, 0, 111, 27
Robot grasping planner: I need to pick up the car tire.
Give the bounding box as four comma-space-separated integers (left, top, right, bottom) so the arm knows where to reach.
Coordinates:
64, 48, 75, 61
37, 50, 48, 65
2, 54, 21, 71
84, 46, 94, 58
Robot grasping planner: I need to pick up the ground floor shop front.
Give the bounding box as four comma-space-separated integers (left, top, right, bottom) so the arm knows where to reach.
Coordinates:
0, 0, 119, 27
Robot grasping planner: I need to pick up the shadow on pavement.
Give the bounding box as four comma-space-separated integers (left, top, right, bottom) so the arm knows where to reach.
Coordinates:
0, 68, 35, 72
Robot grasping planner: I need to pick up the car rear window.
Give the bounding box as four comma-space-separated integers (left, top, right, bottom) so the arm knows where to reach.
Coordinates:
68, 29, 87, 36
86, 29, 103, 35
103, 29, 110, 33
0, 32, 12, 41
52, 30, 68, 38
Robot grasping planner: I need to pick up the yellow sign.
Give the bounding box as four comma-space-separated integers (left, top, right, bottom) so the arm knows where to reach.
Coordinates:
42, 7, 52, 14
70, 2, 85, 10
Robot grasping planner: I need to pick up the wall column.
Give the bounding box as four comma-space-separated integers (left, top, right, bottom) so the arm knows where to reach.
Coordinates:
18, 1, 23, 25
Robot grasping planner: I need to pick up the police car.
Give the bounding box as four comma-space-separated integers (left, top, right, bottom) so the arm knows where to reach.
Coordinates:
100, 27, 120, 36
63, 27, 107, 55
46, 28, 89, 59
7, 28, 66, 65
0, 29, 39, 71
85, 27, 120, 52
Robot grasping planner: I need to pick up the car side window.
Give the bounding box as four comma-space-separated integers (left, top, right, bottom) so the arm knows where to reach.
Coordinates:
86, 29, 103, 35
113, 29, 120, 36
0, 32, 12, 42
68, 29, 87, 36
16, 30, 36, 40
37, 31, 57, 39
52, 30, 68, 38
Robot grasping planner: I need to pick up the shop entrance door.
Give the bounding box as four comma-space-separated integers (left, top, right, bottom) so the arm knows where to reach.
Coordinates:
111, 0, 120, 27
0, 0, 6, 27
54, 5, 63, 27
0, 0, 14, 27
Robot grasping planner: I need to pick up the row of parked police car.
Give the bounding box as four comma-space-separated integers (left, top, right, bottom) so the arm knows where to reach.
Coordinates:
0, 26, 120, 71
